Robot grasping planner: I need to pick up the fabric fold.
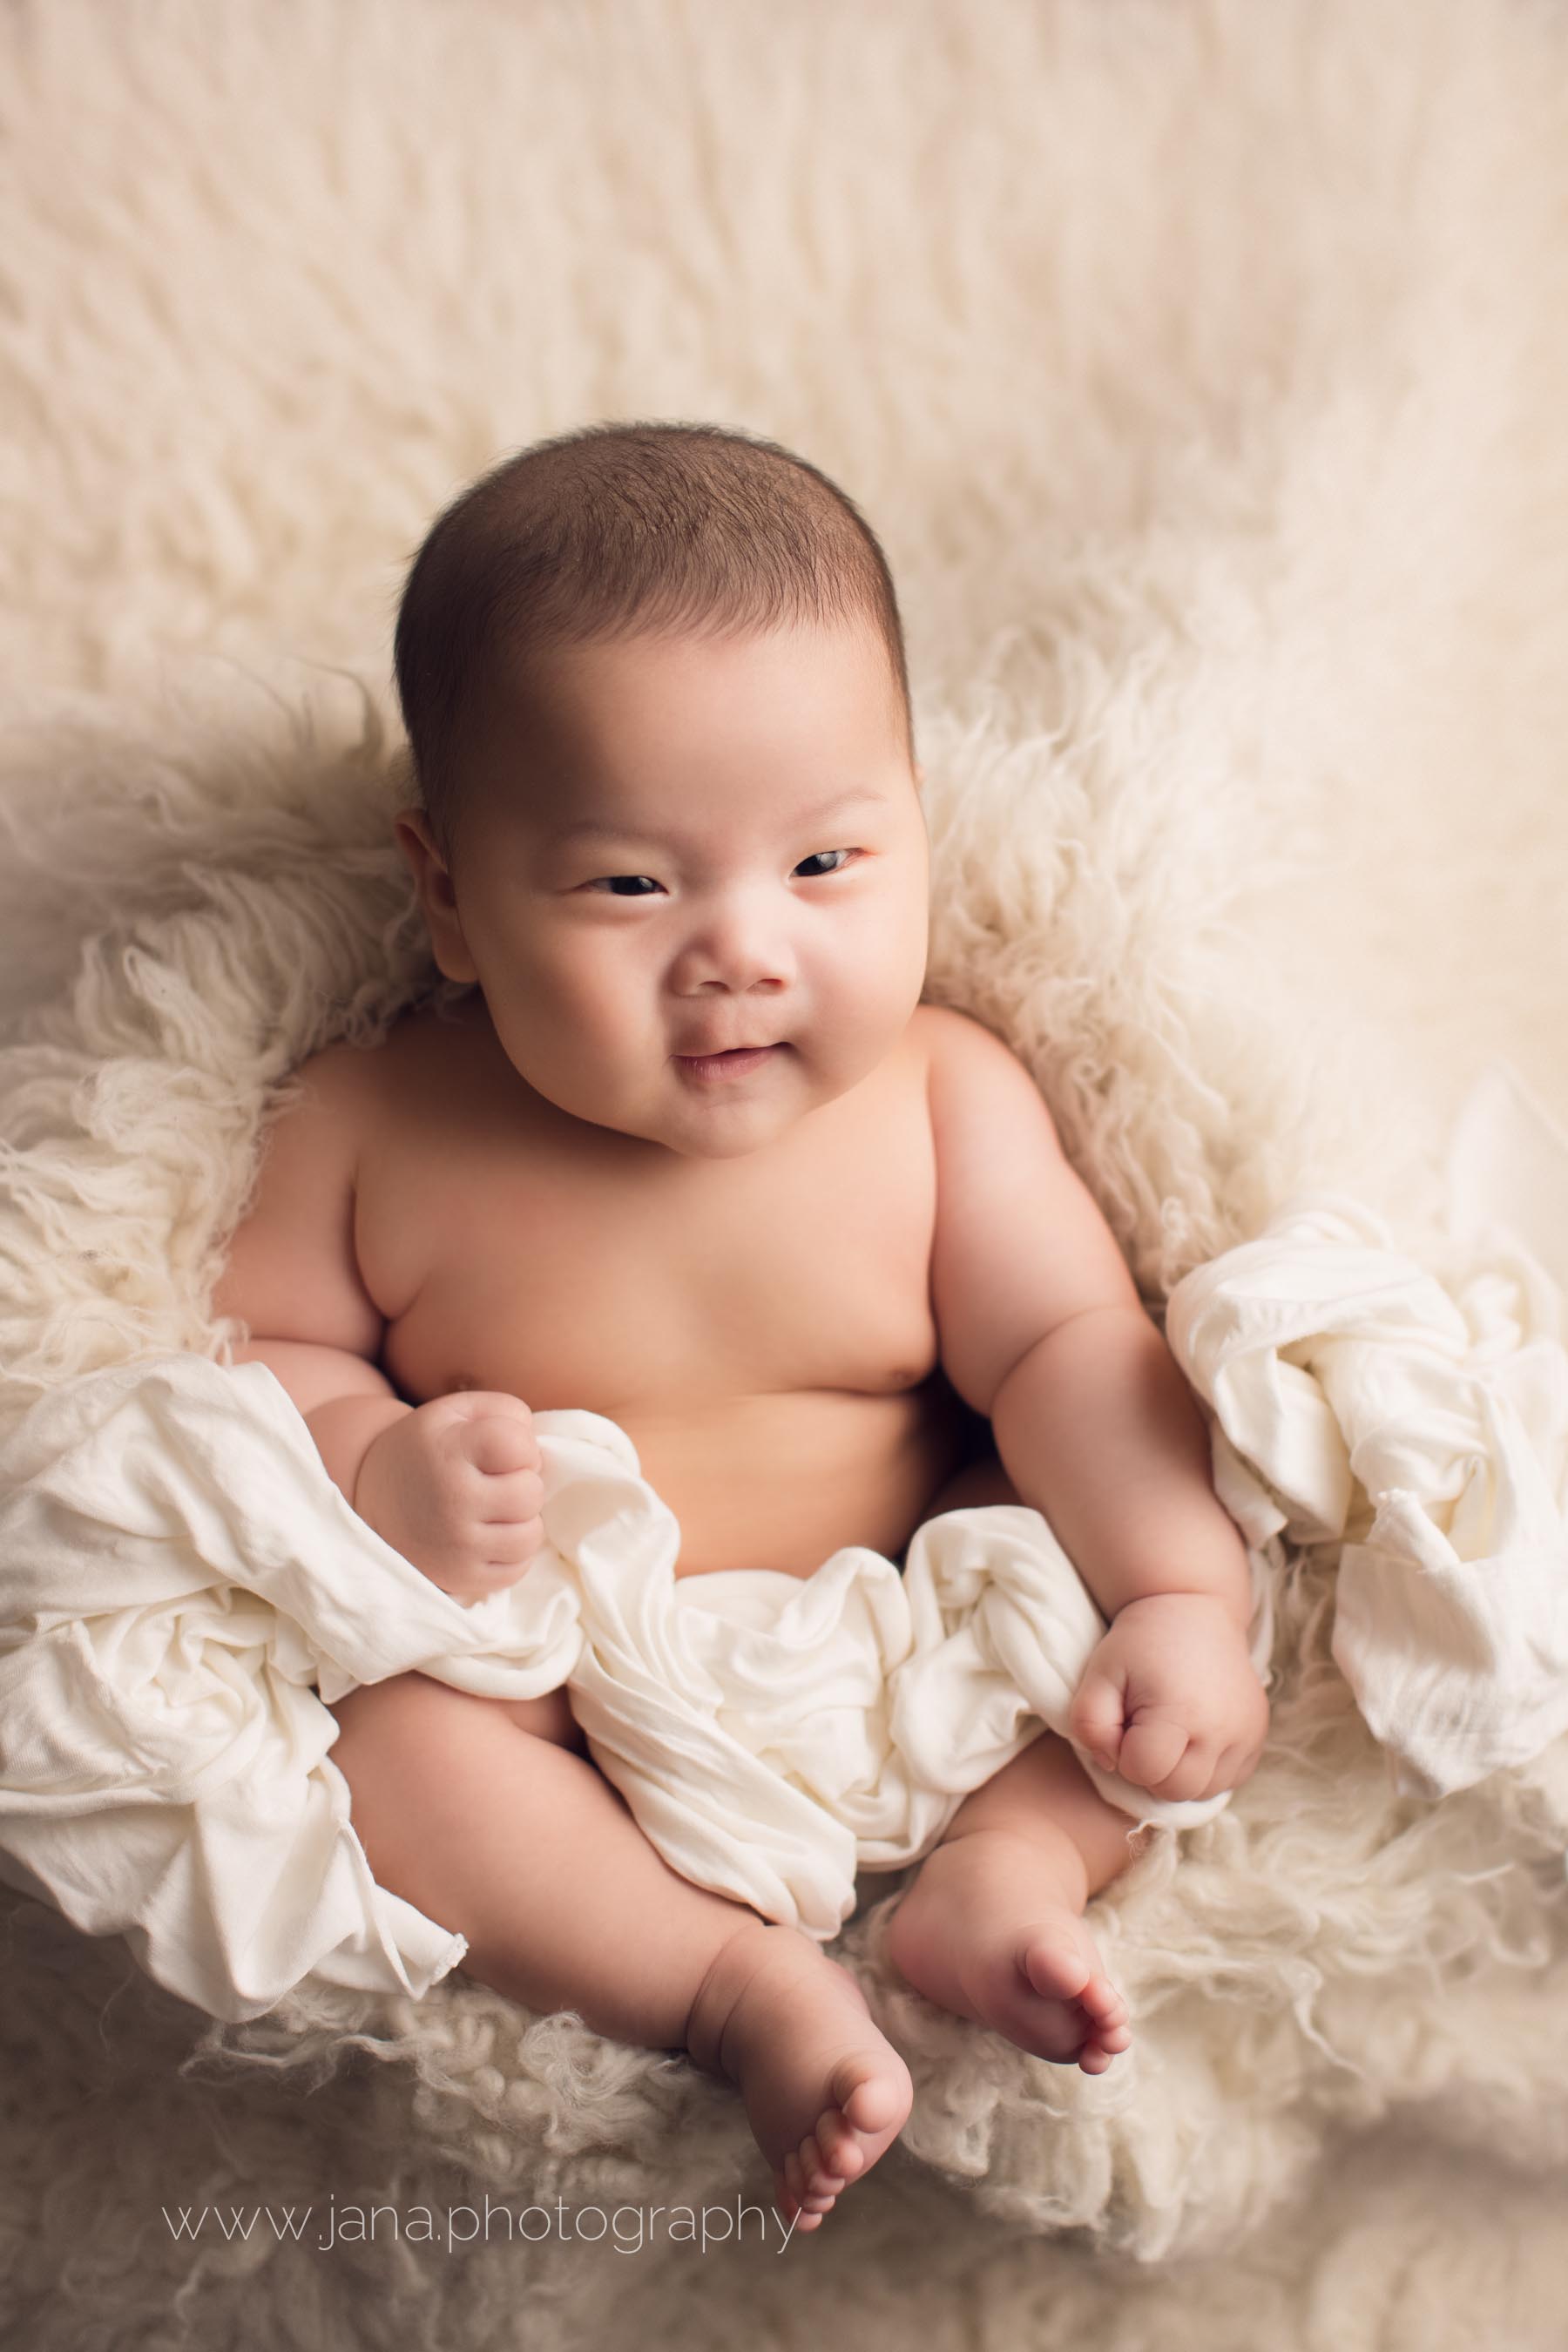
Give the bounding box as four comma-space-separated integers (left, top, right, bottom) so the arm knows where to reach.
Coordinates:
1164, 1058, 1568, 1802
0, 1352, 1267, 2018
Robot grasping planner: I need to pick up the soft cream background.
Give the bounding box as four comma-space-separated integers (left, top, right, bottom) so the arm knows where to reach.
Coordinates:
2, 0, 1567, 2345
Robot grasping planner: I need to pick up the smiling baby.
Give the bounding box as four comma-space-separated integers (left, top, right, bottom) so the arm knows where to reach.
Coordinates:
214, 420, 1269, 2231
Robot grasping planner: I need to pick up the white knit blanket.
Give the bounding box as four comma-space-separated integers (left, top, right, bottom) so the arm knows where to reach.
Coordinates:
0, 1062, 1561, 2025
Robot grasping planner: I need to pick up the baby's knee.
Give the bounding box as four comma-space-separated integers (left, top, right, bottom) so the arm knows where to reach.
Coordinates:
324, 1666, 441, 1737
326, 1668, 583, 1755
503, 1683, 585, 1752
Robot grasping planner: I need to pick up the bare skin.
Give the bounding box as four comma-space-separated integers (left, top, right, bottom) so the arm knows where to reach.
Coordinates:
217, 620, 1150, 2233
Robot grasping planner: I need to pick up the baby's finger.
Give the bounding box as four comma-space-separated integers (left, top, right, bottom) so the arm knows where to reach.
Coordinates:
1068, 1671, 1125, 1768
443, 1389, 531, 1415
1118, 1717, 1192, 1791
463, 1416, 541, 1476
473, 1466, 545, 1518
1154, 1740, 1227, 1801
474, 1517, 545, 1570
436, 1553, 537, 1604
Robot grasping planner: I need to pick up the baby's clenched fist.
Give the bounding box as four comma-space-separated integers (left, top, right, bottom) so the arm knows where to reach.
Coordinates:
1067, 1592, 1269, 1803
352, 1390, 545, 1605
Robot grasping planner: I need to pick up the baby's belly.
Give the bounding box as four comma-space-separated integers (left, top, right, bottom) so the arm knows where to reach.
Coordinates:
606, 1382, 979, 1579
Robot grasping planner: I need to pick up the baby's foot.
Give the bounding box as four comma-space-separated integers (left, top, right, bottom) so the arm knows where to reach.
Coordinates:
885, 1825, 1132, 2072
685, 1918, 913, 2233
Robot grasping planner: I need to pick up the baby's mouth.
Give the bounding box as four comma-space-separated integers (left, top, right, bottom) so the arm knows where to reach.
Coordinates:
674, 1044, 782, 1083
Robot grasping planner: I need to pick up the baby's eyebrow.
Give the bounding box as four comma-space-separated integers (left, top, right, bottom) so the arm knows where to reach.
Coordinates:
549, 787, 887, 848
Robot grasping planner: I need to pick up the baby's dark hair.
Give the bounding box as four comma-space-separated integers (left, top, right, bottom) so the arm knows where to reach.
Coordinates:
393, 418, 913, 866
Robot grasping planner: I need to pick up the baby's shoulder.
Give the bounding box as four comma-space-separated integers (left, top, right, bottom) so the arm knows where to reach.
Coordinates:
911, 1002, 1016, 1092
280, 1007, 433, 1146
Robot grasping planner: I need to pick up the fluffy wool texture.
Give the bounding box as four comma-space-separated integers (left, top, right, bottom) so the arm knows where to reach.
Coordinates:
3, 1, 1568, 2347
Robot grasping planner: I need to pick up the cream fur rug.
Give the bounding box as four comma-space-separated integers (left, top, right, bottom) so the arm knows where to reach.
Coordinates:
3, 2, 1568, 2346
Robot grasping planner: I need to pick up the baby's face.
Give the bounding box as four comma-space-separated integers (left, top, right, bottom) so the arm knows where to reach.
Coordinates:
396, 620, 930, 1160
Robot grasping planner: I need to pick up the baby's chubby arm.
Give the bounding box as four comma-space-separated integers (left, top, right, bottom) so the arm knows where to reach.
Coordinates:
925, 1011, 1268, 1804
211, 1049, 545, 1606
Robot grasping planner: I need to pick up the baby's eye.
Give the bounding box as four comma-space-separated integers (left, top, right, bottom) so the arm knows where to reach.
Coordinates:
583, 851, 855, 897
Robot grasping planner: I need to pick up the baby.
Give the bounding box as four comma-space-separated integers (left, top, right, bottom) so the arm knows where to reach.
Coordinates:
214, 421, 1269, 2232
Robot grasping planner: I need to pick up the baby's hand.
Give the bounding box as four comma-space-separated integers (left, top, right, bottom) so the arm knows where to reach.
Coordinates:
1066, 1592, 1269, 1803
352, 1391, 545, 1606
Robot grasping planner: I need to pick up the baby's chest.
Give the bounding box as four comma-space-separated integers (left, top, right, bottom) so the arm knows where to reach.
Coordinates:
362, 1082, 943, 1412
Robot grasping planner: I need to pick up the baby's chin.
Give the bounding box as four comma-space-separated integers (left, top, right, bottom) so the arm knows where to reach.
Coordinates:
616, 1068, 822, 1160
659, 1131, 778, 1161
483, 1080, 774, 1159
646, 1091, 809, 1161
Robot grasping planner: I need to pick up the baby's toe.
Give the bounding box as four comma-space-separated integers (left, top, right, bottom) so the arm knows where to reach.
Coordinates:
1079, 1970, 1127, 2025
814, 2111, 866, 2184
789, 2144, 839, 2213
837, 2063, 906, 2139
1020, 1929, 1093, 2008
779, 2153, 829, 2228
1078, 2010, 1133, 2072
800, 2129, 847, 2195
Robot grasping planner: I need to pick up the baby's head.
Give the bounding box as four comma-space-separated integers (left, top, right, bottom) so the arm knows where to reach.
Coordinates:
391, 420, 929, 1162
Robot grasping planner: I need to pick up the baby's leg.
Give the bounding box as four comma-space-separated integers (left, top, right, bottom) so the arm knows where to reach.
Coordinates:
885, 1729, 1143, 2072
326, 1673, 912, 2229
892, 1444, 1142, 2069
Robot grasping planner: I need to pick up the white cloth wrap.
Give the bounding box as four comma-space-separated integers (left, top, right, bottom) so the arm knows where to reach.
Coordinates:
0, 1358, 1272, 2020
1165, 1063, 1568, 1806
0, 1057, 1561, 2022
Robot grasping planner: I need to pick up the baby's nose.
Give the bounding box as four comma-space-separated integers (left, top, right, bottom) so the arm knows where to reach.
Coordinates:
674, 909, 794, 994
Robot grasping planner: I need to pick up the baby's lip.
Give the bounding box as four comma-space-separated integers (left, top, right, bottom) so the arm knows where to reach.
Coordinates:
675, 1040, 780, 1058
